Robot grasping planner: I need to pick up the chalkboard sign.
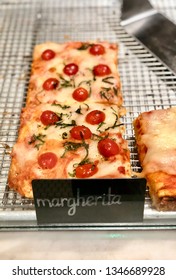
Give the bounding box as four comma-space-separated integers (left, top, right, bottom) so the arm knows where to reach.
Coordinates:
32, 178, 146, 225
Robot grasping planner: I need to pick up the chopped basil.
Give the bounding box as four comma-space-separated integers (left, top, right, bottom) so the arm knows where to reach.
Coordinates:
28, 133, 46, 150
68, 171, 76, 177
83, 103, 89, 111
113, 86, 118, 96
77, 79, 92, 87
96, 121, 106, 132
99, 87, 111, 101
105, 113, 123, 131
102, 76, 114, 85
55, 119, 76, 129
58, 74, 75, 88
77, 80, 92, 96
99, 86, 119, 101
75, 106, 82, 114
61, 140, 89, 163
61, 139, 89, 167
92, 133, 109, 141
51, 103, 71, 109
62, 132, 68, 139
75, 103, 89, 114
77, 43, 90, 50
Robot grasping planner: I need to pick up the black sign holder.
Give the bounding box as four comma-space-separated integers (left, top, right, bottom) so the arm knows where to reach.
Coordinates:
32, 178, 146, 225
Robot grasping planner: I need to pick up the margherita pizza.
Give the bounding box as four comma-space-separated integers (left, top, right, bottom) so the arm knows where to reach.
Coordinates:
133, 107, 176, 211
8, 41, 131, 198
27, 41, 122, 106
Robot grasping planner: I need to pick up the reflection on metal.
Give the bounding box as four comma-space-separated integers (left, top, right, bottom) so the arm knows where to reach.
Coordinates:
121, 0, 176, 74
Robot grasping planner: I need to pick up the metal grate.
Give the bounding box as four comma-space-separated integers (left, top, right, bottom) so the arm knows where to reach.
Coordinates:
1, 0, 176, 228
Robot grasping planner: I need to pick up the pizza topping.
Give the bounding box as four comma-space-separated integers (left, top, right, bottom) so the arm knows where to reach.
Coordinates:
100, 86, 118, 101
8, 41, 130, 199
89, 44, 105, 55
58, 74, 75, 88
77, 43, 90, 50
93, 64, 111, 76
43, 78, 59, 91
105, 111, 123, 131
63, 63, 79, 76
62, 140, 89, 165
38, 152, 58, 169
96, 122, 106, 133
75, 105, 83, 115
98, 138, 119, 157
70, 125, 92, 140
55, 119, 76, 129
40, 110, 60, 126
41, 49, 56, 60
102, 76, 114, 85
62, 132, 68, 139
72, 87, 89, 102
75, 163, 98, 178
28, 133, 46, 150
52, 103, 71, 110
85, 110, 105, 125
118, 166, 125, 174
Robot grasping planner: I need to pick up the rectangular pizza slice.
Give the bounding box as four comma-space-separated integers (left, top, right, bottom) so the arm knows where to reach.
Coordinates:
26, 41, 123, 106
133, 107, 176, 211
8, 103, 131, 198
8, 41, 131, 198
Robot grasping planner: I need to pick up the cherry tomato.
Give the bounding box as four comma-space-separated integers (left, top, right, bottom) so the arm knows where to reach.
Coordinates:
85, 110, 105, 125
98, 138, 119, 157
72, 87, 89, 102
118, 166, 125, 174
89, 44, 105, 55
75, 163, 98, 178
63, 63, 79, 76
93, 64, 111, 76
41, 49, 55, 60
43, 78, 59, 91
38, 152, 58, 169
70, 125, 92, 140
40, 110, 60, 126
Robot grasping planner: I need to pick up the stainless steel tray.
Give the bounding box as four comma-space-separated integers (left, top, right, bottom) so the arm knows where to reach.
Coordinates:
1, 0, 176, 230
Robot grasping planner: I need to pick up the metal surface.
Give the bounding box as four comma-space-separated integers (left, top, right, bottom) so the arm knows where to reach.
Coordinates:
0, 0, 176, 230
121, 0, 176, 74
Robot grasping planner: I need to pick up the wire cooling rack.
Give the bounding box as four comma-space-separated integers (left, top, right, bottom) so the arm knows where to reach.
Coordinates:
1, 0, 176, 229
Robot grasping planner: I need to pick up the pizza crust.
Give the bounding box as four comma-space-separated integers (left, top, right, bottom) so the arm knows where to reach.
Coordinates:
8, 41, 132, 198
133, 107, 176, 211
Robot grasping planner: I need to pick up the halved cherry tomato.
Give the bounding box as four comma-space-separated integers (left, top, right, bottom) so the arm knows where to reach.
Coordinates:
63, 63, 79, 76
72, 87, 89, 102
38, 152, 58, 169
98, 138, 119, 157
41, 49, 55, 60
75, 163, 98, 178
70, 125, 92, 140
93, 64, 111, 76
43, 78, 59, 91
85, 110, 105, 125
40, 110, 60, 126
89, 44, 105, 55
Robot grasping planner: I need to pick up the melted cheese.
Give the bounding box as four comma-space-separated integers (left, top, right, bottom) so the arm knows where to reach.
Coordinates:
8, 41, 131, 198
137, 107, 176, 175
27, 41, 122, 106
21, 102, 124, 138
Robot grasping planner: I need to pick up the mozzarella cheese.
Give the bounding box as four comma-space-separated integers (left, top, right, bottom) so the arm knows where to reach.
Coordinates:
135, 107, 176, 175
8, 41, 131, 198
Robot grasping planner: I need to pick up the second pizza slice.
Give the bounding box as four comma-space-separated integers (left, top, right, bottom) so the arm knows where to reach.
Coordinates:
133, 107, 176, 211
